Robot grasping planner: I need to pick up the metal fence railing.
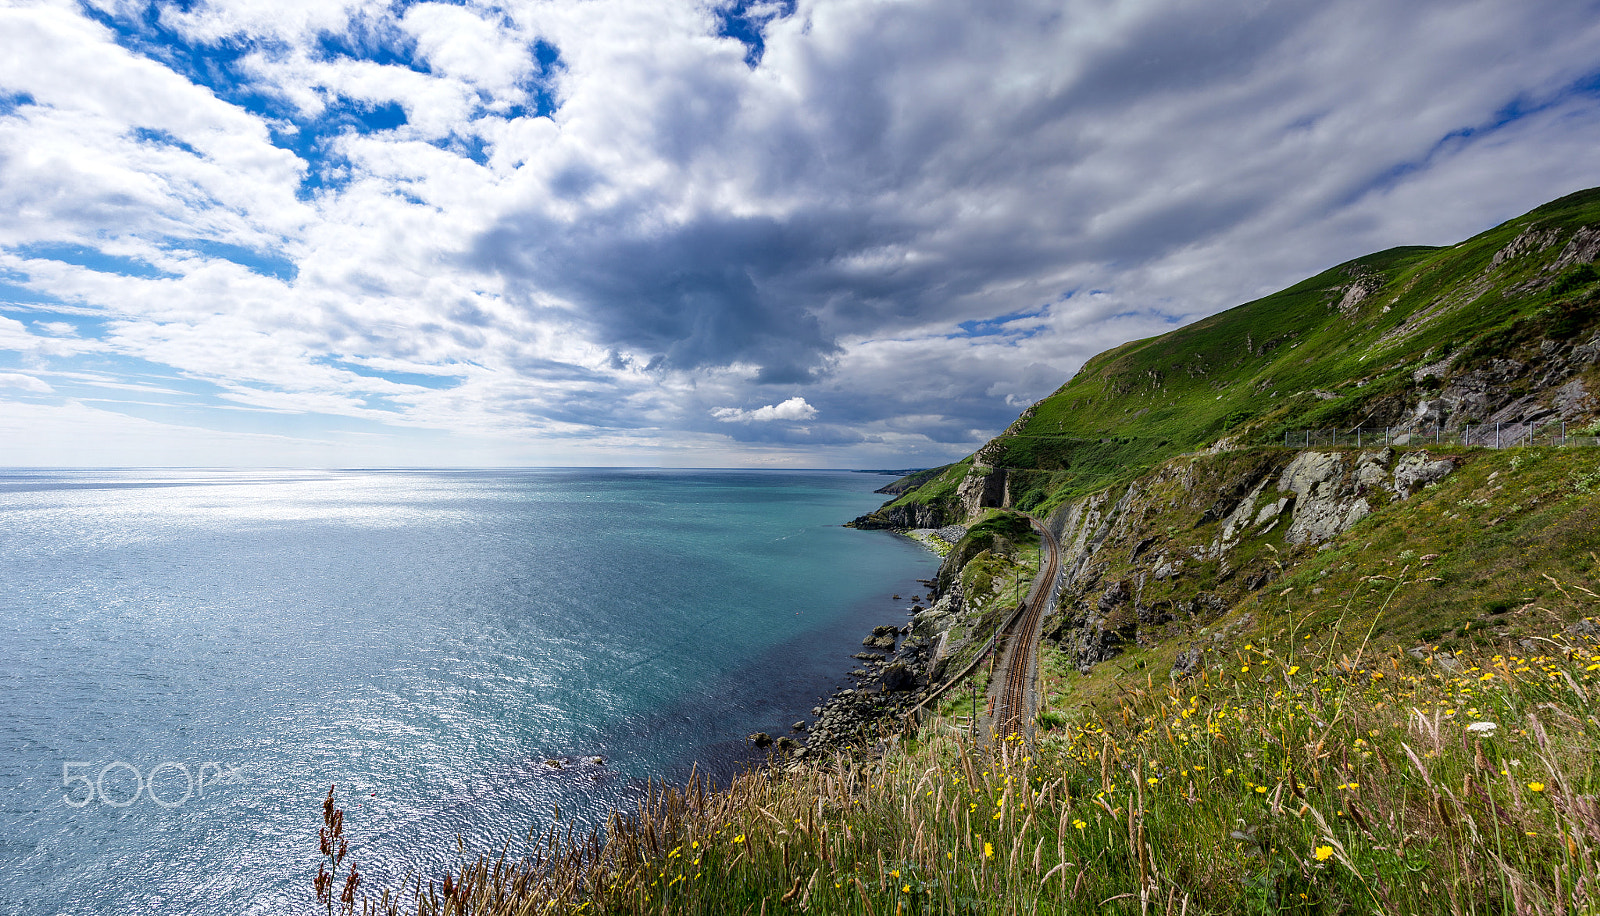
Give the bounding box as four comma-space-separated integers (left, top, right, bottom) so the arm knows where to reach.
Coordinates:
1283, 422, 1600, 450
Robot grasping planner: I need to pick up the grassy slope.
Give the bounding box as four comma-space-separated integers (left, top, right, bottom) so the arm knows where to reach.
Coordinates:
1036, 445, 1600, 722
879, 187, 1600, 519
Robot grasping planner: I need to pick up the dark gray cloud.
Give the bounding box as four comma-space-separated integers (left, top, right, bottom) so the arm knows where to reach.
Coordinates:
468, 0, 1600, 454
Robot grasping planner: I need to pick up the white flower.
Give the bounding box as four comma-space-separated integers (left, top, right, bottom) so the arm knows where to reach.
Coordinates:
1466, 722, 1499, 736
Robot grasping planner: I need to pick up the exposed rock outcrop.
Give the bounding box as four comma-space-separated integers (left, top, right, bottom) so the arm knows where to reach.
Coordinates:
848, 501, 945, 530
957, 464, 1008, 518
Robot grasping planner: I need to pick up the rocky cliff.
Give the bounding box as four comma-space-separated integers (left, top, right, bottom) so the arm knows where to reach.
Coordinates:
864, 188, 1600, 536
869, 188, 1600, 696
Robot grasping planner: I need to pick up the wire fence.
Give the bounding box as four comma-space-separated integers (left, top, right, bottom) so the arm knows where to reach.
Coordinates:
1283, 420, 1600, 450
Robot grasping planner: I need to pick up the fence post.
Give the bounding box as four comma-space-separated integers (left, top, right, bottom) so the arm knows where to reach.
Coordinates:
1496, 422, 1501, 448
1435, 425, 1440, 445
1357, 428, 1362, 448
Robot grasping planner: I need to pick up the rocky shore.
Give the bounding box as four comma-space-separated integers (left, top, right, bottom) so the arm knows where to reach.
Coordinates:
745, 578, 951, 768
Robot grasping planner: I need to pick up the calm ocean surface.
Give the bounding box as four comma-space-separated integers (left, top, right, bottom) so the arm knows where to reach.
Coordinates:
0, 468, 936, 915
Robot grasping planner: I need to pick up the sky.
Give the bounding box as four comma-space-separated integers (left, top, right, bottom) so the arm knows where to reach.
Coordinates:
1, 0, 1599, 468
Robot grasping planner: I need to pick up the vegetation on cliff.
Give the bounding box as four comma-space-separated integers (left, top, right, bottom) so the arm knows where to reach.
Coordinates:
874, 187, 1600, 525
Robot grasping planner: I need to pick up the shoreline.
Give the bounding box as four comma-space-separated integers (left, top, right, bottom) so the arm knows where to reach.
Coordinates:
745, 523, 967, 766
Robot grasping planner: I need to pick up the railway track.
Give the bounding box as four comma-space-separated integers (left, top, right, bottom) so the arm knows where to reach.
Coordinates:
991, 515, 1062, 741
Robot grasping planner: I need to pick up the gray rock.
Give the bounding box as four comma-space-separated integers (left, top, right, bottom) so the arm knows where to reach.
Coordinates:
1252, 498, 1289, 528
1550, 225, 1600, 272
1151, 556, 1184, 580
1354, 448, 1392, 492
881, 661, 917, 692
748, 732, 773, 748
1554, 379, 1594, 419
1277, 451, 1373, 545
1566, 618, 1600, 644
957, 464, 1008, 517
1393, 451, 1455, 497
1171, 644, 1204, 679
1489, 226, 1561, 269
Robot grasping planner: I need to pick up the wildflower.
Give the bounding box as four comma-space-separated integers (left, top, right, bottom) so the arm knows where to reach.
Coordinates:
1255, 786, 1268, 794
984, 842, 994, 858
1072, 819, 1087, 830
734, 834, 745, 843
1288, 666, 1300, 676
1314, 845, 1334, 862
903, 884, 911, 893
1147, 777, 1159, 786
1528, 782, 1546, 793
1465, 722, 1498, 736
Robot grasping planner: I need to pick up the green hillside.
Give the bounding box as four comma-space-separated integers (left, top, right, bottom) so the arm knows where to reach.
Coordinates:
876, 188, 1600, 522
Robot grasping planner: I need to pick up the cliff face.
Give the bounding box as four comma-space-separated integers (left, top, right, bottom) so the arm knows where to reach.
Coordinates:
1035, 444, 1459, 674
870, 188, 1600, 687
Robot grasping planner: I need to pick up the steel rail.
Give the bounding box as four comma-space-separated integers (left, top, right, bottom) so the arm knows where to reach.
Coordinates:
991, 515, 1061, 742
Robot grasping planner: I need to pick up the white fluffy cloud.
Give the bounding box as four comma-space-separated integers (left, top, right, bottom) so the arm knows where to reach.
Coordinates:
0, 372, 52, 393
1, 0, 1598, 466
711, 397, 817, 423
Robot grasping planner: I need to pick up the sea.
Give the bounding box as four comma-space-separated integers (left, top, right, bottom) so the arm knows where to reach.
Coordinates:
0, 468, 937, 915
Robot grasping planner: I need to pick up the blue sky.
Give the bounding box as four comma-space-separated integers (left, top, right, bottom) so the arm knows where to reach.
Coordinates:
2, 0, 1599, 467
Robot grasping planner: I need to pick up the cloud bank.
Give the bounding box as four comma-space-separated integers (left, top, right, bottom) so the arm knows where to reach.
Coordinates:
712, 397, 817, 423
1, 0, 1598, 466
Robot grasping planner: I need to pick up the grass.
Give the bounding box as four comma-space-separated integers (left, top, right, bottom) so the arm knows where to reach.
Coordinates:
328, 602, 1600, 915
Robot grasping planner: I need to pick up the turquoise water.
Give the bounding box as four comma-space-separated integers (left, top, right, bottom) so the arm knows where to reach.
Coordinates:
0, 469, 936, 914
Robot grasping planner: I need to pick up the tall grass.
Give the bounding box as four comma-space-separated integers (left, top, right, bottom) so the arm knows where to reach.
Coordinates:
327, 615, 1600, 915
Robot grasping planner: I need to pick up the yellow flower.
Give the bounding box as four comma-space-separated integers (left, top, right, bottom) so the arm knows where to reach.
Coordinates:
902, 885, 911, 893
1314, 845, 1334, 862
733, 834, 745, 843
984, 842, 994, 858
1528, 782, 1546, 793
1288, 666, 1300, 676
1072, 818, 1087, 830
1255, 786, 1268, 794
